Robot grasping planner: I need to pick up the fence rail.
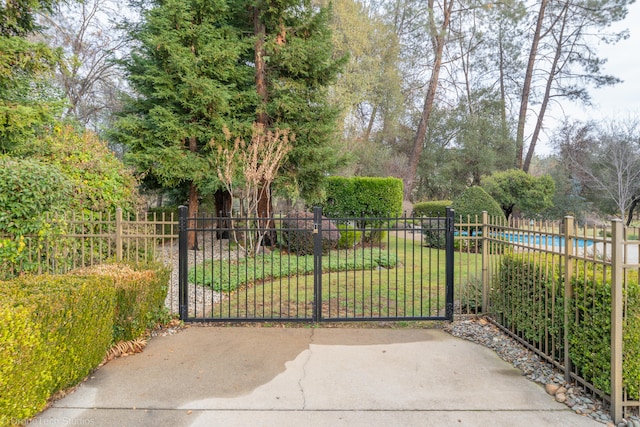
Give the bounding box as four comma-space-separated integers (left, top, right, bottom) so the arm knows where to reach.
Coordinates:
2, 208, 639, 422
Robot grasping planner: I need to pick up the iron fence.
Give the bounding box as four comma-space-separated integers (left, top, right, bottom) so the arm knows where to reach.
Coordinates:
178, 206, 455, 322
2, 206, 638, 421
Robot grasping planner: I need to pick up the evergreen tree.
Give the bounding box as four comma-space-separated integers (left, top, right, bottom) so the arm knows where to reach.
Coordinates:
111, 0, 254, 247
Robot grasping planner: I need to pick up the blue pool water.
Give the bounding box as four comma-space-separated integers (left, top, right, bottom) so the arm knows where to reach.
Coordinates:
495, 232, 594, 248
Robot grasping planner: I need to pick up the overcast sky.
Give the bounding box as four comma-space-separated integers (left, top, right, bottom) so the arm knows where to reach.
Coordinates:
537, 1, 640, 155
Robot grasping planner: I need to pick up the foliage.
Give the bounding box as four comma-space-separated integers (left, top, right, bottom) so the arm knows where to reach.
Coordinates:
491, 253, 564, 352
16, 125, 140, 214
0, 0, 64, 154
322, 176, 402, 243
0, 156, 71, 236
0, 274, 116, 423
336, 224, 362, 249
0, 262, 171, 423
322, 176, 403, 217
569, 266, 640, 398
492, 253, 640, 399
421, 218, 447, 249
189, 248, 398, 291
280, 212, 340, 255
413, 200, 452, 217
481, 169, 555, 219
69, 263, 170, 343
452, 186, 505, 225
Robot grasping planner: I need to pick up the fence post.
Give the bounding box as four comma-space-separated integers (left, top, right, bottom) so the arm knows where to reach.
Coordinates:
116, 208, 123, 262
178, 206, 188, 321
313, 206, 323, 322
611, 219, 624, 423
481, 211, 489, 313
563, 216, 574, 383
445, 207, 455, 320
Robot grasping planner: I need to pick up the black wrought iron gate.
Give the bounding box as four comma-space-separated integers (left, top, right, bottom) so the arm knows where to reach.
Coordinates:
178, 207, 454, 323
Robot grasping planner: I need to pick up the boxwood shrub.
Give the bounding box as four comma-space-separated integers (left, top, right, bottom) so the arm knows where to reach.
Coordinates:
0, 262, 170, 424
413, 200, 452, 217
70, 262, 170, 343
0, 275, 116, 424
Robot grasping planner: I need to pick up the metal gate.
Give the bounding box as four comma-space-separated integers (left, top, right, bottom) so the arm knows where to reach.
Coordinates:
178, 206, 454, 322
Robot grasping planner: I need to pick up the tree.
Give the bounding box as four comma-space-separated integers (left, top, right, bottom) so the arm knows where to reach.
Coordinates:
111, 0, 253, 248
235, 0, 347, 208
556, 118, 640, 224
481, 169, 555, 219
404, 0, 454, 200
0, 0, 65, 153
516, 0, 633, 172
38, 0, 130, 131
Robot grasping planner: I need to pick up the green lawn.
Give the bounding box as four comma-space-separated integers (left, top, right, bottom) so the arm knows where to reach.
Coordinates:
188, 234, 483, 320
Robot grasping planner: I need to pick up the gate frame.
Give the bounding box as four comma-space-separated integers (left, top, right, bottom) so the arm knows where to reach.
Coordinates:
178, 206, 455, 323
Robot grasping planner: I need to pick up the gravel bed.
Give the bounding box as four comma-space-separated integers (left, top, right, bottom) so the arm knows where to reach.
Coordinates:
445, 317, 640, 427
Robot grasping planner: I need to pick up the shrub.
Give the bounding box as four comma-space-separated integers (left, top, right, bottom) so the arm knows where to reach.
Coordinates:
413, 200, 452, 217
280, 212, 340, 255
70, 262, 170, 343
491, 253, 564, 356
0, 275, 116, 423
453, 186, 505, 224
322, 176, 403, 218
0, 157, 71, 237
421, 218, 447, 249
569, 267, 640, 398
322, 176, 402, 243
336, 224, 362, 248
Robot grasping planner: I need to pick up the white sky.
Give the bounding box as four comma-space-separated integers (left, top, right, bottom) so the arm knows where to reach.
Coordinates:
537, 1, 640, 155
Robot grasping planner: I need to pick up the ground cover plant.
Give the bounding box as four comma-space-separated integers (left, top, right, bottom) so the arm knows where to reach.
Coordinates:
187, 233, 482, 319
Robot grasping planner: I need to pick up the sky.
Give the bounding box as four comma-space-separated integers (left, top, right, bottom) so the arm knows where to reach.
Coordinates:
537, 1, 640, 155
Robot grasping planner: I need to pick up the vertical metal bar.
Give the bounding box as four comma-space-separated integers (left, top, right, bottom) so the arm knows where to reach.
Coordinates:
611, 219, 624, 424
313, 207, 323, 322
445, 208, 455, 320
563, 216, 575, 383
178, 206, 188, 321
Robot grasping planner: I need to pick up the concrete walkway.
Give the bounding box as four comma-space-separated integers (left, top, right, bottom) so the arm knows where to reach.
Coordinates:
33, 327, 602, 426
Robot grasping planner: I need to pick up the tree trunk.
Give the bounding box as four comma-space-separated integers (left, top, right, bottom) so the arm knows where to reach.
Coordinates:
516, 0, 548, 169
187, 135, 199, 250
214, 189, 232, 239
253, 6, 269, 126
187, 182, 199, 250
523, 3, 568, 173
404, 0, 453, 201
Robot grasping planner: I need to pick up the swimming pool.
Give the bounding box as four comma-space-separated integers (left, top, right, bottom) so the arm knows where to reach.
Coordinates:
493, 232, 594, 248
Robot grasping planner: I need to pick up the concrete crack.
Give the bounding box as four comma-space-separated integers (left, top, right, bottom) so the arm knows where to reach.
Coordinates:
298, 328, 315, 410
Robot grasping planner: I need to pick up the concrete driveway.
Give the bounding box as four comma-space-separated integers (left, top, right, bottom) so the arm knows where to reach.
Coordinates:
32, 326, 602, 426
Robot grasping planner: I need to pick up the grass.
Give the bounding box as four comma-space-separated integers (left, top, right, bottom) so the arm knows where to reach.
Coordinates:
187, 234, 483, 320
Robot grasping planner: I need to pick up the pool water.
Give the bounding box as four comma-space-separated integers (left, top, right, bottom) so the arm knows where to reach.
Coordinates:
495, 232, 594, 248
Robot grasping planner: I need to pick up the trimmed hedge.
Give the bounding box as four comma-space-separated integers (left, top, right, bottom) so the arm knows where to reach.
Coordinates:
569, 266, 640, 398
336, 224, 362, 248
0, 275, 116, 424
492, 254, 640, 399
70, 262, 170, 343
322, 176, 403, 218
322, 176, 402, 244
413, 200, 452, 217
0, 263, 170, 424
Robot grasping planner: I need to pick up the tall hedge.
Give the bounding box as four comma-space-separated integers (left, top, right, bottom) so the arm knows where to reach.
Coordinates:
322, 176, 403, 218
